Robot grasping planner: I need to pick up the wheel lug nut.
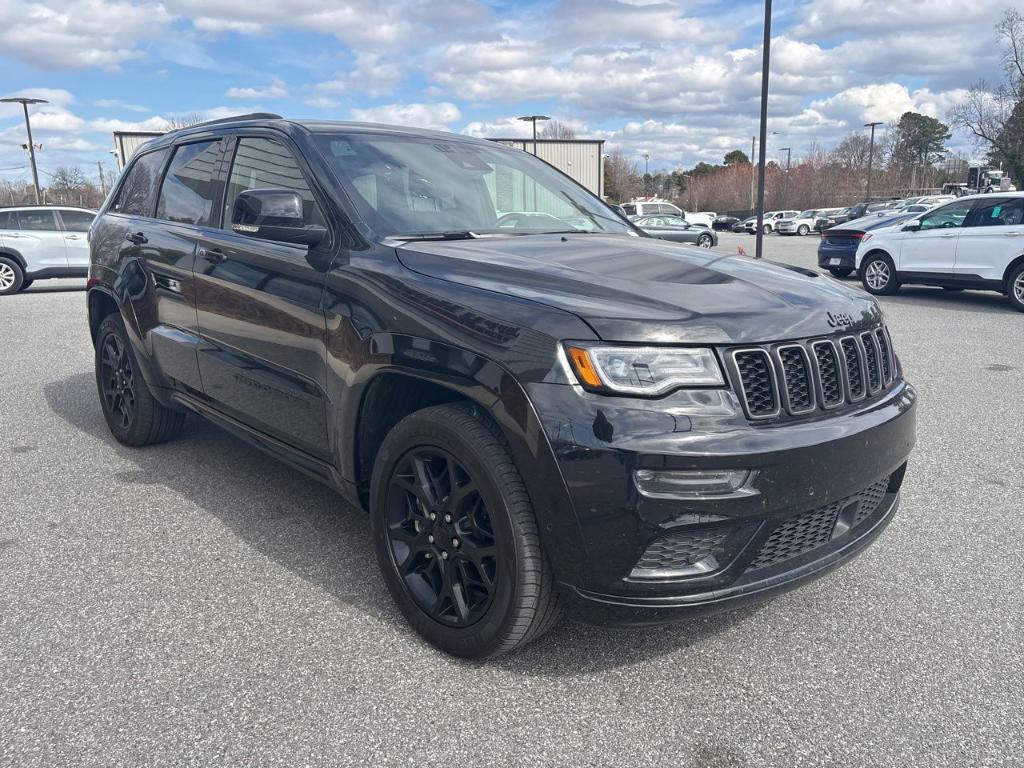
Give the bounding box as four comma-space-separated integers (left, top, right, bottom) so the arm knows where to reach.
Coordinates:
452, 538, 460, 548
441, 551, 449, 560
427, 534, 434, 543
429, 512, 437, 521
444, 514, 452, 523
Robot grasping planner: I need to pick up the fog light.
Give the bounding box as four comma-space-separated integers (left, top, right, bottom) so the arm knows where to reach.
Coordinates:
633, 468, 752, 499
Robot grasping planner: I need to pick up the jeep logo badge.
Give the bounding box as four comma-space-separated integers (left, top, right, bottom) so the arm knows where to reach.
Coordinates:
826, 311, 855, 328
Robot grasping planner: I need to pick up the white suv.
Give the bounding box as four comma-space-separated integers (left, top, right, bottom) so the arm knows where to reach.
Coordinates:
855, 193, 1024, 312
0, 206, 95, 295
743, 210, 800, 234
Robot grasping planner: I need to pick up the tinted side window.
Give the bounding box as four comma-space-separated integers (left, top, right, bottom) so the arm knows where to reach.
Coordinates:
965, 198, 1024, 227
919, 199, 973, 231
156, 141, 224, 226
59, 210, 96, 232
19, 210, 58, 230
0, 211, 14, 229
113, 149, 169, 216
223, 138, 320, 227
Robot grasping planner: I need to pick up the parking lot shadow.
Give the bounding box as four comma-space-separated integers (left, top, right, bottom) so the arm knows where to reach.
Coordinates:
44, 371, 763, 671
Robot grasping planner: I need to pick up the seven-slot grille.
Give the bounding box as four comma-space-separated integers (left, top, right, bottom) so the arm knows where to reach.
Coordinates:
731, 327, 897, 420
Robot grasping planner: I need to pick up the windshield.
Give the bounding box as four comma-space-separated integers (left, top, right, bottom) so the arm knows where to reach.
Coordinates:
312, 132, 632, 238
799, 210, 816, 218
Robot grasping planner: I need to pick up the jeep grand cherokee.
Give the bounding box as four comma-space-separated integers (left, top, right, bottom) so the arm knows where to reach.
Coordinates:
86, 114, 916, 658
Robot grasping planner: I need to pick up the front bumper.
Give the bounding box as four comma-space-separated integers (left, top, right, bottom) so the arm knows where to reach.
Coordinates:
525, 378, 916, 625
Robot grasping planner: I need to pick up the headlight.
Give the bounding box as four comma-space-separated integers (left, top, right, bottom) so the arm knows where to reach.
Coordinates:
565, 343, 724, 395
861, 233, 873, 243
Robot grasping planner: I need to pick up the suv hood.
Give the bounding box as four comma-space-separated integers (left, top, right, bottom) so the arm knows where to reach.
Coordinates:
396, 234, 880, 344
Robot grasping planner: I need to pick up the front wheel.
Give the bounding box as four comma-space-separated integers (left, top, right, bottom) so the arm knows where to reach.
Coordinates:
696, 233, 714, 248
0, 257, 25, 295
762, 224, 772, 235
1007, 263, 1024, 313
828, 267, 853, 278
860, 253, 900, 295
370, 404, 562, 658
797, 224, 810, 236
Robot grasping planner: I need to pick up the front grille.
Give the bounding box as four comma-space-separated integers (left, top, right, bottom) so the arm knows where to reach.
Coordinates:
748, 476, 891, 570
729, 327, 897, 420
733, 350, 778, 417
633, 529, 728, 575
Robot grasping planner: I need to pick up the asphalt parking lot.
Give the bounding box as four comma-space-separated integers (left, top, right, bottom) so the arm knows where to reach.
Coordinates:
2, 237, 1022, 767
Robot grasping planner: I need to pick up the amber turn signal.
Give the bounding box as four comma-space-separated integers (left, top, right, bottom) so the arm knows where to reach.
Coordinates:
566, 346, 603, 389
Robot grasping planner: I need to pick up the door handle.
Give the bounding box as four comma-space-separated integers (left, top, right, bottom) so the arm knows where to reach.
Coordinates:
125, 231, 147, 245
1003, 232, 1023, 236
197, 247, 226, 263
65, 234, 82, 240
940, 233, 957, 238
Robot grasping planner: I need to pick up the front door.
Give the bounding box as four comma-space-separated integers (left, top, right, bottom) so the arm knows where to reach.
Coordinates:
954, 197, 1024, 282
192, 134, 332, 458
8, 209, 67, 272
898, 198, 974, 275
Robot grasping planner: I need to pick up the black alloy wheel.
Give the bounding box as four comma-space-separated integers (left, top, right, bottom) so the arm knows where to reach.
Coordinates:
697, 233, 714, 248
371, 404, 562, 657
100, 331, 136, 431
384, 447, 497, 627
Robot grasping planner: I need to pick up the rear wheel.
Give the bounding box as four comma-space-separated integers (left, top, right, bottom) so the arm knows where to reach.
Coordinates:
1008, 263, 1024, 313
860, 253, 900, 295
762, 224, 772, 235
828, 267, 853, 278
0, 257, 24, 295
696, 233, 713, 248
797, 224, 810, 236
371, 403, 561, 658
95, 314, 185, 446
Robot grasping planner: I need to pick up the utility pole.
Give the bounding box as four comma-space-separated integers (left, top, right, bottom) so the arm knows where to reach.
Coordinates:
1, 96, 48, 205
517, 115, 550, 156
780, 147, 791, 208
754, 0, 773, 260
864, 121, 883, 201
97, 161, 106, 196
750, 135, 756, 211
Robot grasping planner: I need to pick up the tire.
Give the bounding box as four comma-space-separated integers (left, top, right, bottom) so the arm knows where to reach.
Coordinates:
762, 224, 772, 235
860, 253, 900, 296
0, 257, 25, 295
828, 267, 853, 278
797, 224, 810, 236
20, 279, 33, 291
95, 314, 185, 446
696, 233, 714, 248
370, 403, 562, 658
1007, 263, 1024, 313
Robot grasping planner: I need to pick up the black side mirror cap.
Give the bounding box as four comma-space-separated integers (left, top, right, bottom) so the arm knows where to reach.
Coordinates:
231, 188, 325, 247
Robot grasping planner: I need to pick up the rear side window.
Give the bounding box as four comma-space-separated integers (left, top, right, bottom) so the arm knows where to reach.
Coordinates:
223, 137, 320, 227
156, 141, 224, 226
59, 210, 95, 232
18, 210, 58, 230
0, 211, 14, 229
965, 198, 1024, 227
113, 149, 169, 216
621, 204, 637, 216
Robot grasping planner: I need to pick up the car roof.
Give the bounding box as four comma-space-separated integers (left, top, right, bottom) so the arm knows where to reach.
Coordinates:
0, 205, 96, 213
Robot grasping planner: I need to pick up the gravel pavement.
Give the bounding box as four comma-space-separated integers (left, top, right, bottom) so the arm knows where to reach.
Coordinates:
1, 238, 1022, 767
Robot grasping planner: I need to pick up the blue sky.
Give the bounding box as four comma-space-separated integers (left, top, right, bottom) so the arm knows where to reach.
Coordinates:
0, 0, 1011, 187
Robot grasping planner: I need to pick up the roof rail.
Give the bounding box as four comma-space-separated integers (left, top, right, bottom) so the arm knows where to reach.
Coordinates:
182, 112, 283, 130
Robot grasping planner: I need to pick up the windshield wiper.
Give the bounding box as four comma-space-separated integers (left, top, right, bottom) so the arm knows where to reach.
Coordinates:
559, 191, 627, 230
390, 231, 480, 241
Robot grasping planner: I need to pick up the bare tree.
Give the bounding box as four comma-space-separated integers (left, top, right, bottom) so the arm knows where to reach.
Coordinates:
166, 112, 204, 129
950, 9, 1024, 186
603, 149, 640, 202
540, 120, 577, 140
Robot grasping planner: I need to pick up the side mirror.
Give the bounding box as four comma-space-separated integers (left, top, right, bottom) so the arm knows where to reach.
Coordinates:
231, 188, 326, 247
901, 221, 921, 232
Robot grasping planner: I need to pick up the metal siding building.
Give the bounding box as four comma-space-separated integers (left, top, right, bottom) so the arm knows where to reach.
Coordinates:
490, 139, 604, 197
112, 131, 164, 170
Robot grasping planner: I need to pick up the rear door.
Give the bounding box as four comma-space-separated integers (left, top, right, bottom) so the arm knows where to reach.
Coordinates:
55, 209, 96, 269
10, 209, 67, 272
192, 133, 332, 458
897, 198, 974, 275
954, 197, 1024, 282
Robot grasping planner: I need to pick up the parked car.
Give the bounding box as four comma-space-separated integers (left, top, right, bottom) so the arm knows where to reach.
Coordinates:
776, 210, 828, 236
856, 193, 1024, 311
681, 211, 715, 229
86, 115, 917, 657
633, 214, 717, 247
0, 206, 96, 295
743, 210, 799, 234
621, 200, 683, 218
833, 202, 892, 225
818, 213, 917, 278
713, 215, 741, 231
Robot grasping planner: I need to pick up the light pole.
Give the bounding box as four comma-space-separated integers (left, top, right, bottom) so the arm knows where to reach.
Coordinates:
864, 121, 882, 200
517, 115, 550, 156
1, 96, 48, 204
643, 152, 650, 195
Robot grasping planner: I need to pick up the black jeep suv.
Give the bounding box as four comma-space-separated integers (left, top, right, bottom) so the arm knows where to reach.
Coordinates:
87, 115, 916, 657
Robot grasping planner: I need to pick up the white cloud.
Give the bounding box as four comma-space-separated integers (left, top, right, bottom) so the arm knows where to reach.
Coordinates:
95, 99, 150, 113
225, 78, 288, 99
350, 102, 463, 130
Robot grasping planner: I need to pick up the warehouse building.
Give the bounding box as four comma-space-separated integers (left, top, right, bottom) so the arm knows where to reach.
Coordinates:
112, 129, 605, 197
